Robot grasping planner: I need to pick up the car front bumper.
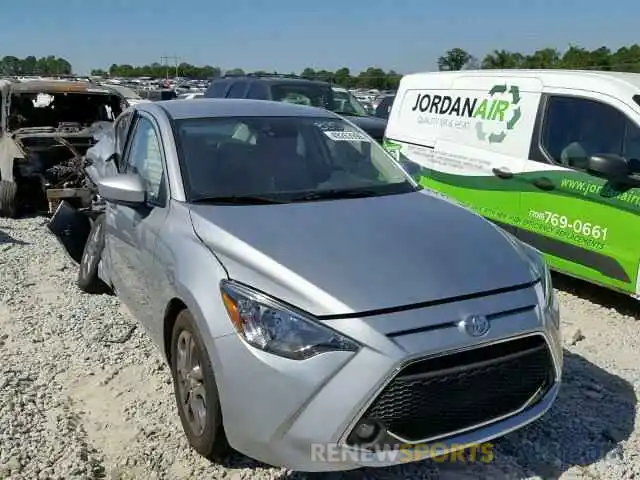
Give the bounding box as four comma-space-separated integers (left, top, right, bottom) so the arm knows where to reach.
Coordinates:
209, 282, 563, 472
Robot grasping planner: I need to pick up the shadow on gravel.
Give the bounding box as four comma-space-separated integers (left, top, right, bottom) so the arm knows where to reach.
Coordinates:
488, 350, 636, 479
552, 272, 640, 320
217, 350, 636, 480
0, 228, 28, 246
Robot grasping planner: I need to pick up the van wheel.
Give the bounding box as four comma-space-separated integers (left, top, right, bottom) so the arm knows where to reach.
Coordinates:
0, 180, 17, 218
77, 215, 110, 294
171, 309, 230, 461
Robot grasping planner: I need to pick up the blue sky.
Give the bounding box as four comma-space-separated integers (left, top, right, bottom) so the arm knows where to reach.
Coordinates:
2, 0, 639, 75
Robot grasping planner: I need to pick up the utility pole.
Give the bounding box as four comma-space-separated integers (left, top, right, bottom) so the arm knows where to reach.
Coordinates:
160, 55, 179, 79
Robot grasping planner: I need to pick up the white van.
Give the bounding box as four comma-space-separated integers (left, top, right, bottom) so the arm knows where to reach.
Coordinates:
384, 69, 640, 297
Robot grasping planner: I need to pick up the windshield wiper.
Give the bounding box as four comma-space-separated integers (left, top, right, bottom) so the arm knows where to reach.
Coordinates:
191, 195, 288, 205
289, 188, 382, 202
333, 110, 365, 117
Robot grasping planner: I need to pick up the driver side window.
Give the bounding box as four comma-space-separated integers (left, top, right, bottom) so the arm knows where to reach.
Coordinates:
541, 96, 640, 171
114, 111, 133, 156
123, 116, 166, 206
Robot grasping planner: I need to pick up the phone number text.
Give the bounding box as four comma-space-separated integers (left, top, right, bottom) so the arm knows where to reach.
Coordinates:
528, 210, 608, 241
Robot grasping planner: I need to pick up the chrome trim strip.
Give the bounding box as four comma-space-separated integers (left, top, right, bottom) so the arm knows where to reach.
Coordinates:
337, 331, 558, 447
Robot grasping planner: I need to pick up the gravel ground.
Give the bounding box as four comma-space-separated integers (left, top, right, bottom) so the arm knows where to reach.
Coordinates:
0, 215, 639, 480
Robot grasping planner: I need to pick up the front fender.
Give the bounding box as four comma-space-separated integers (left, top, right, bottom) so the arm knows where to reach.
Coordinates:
155, 202, 234, 365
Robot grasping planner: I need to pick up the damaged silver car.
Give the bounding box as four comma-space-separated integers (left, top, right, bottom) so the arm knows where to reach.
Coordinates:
0, 79, 126, 217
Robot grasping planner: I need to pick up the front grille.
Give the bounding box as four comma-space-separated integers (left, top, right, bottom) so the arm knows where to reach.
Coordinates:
352, 335, 555, 443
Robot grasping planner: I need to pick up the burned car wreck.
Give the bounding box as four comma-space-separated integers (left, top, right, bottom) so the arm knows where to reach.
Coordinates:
0, 79, 125, 217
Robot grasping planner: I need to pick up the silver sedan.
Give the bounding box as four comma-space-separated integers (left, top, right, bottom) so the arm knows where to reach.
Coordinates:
77, 98, 562, 472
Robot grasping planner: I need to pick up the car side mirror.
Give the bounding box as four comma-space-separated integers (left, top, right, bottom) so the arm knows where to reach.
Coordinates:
97, 174, 145, 207
587, 154, 631, 180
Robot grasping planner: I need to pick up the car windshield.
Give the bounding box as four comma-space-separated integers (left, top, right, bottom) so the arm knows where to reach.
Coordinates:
270, 84, 368, 117
332, 89, 369, 116
174, 115, 417, 204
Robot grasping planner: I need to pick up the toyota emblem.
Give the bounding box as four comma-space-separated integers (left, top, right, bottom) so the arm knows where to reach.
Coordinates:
459, 314, 490, 337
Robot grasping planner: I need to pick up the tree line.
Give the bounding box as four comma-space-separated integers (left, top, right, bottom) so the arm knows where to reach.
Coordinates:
437, 44, 640, 72
0, 55, 72, 76
4, 43, 640, 88
93, 64, 402, 89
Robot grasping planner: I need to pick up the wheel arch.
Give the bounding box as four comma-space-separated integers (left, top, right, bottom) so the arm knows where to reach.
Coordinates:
163, 297, 188, 363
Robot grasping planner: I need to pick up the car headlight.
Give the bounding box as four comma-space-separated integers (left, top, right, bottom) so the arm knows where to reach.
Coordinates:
515, 240, 558, 323
220, 280, 360, 360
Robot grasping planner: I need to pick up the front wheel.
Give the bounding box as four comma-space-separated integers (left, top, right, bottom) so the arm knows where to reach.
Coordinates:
170, 309, 230, 461
77, 215, 110, 294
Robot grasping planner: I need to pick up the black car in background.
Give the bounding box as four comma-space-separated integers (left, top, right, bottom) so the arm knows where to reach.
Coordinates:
373, 94, 395, 120
204, 74, 388, 142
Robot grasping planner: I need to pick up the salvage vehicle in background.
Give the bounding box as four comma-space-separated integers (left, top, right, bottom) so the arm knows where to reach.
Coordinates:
0, 79, 126, 217
54, 98, 562, 472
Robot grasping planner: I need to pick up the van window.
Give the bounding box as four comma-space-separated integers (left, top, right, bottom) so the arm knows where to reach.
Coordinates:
207, 80, 229, 98
541, 96, 640, 170
226, 82, 248, 98
247, 83, 268, 100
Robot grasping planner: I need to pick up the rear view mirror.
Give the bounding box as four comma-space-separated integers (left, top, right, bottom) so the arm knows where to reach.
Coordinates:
587, 154, 630, 180
97, 174, 145, 207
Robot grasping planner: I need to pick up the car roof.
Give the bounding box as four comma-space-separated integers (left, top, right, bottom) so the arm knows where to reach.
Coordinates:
213, 76, 331, 87
147, 98, 341, 120
10, 80, 122, 95
401, 69, 640, 98
101, 83, 142, 99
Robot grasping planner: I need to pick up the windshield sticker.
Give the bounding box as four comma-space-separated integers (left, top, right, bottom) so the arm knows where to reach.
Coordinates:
323, 130, 370, 142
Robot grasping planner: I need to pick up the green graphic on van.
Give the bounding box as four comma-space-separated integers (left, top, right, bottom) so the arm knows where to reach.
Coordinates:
474, 84, 521, 144
410, 85, 522, 143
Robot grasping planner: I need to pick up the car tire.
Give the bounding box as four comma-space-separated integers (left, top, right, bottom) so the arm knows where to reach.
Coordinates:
170, 309, 230, 461
0, 179, 17, 218
77, 214, 110, 294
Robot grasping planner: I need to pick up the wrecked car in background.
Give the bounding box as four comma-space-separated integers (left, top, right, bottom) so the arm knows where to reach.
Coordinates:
0, 79, 126, 217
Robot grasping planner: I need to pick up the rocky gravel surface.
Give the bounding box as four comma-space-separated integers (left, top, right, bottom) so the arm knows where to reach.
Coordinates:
1, 215, 639, 480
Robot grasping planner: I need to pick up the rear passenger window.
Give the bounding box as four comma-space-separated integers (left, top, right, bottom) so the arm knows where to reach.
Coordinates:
247, 83, 268, 100
541, 96, 630, 169
207, 81, 229, 98
226, 82, 248, 98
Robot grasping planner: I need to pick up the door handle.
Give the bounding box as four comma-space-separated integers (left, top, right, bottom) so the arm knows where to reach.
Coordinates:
492, 167, 513, 179
532, 177, 555, 191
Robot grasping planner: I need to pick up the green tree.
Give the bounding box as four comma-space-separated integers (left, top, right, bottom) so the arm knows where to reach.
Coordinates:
437, 48, 473, 71
224, 68, 245, 76
0, 55, 73, 75
481, 50, 524, 69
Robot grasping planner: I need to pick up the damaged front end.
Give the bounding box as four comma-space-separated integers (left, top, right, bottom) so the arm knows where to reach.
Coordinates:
1, 81, 125, 219
11, 123, 110, 215
0, 80, 126, 265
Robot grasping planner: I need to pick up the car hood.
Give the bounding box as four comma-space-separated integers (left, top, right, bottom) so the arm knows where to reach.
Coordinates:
188, 190, 539, 317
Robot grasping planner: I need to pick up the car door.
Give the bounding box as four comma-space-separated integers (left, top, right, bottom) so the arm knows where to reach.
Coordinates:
103, 112, 171, 324
519, 91, 640, 294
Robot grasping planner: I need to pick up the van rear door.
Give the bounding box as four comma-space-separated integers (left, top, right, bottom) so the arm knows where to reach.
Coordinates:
388, 74, 542, 233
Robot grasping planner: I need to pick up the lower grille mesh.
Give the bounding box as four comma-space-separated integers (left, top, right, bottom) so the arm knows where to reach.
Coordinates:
354, 335, 555, 443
